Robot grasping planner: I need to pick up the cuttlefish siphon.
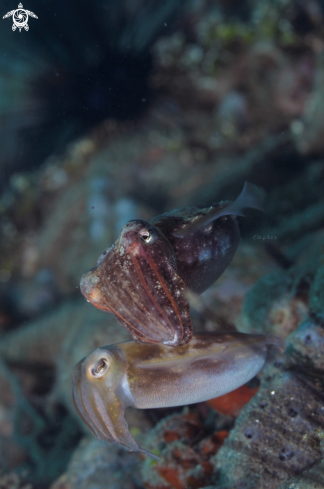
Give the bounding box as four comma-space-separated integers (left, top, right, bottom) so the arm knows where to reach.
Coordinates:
72, 332, 284, 459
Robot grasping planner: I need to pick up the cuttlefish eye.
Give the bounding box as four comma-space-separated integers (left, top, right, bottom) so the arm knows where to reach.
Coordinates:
138, 227, 157, 244
90, 357, 110, 378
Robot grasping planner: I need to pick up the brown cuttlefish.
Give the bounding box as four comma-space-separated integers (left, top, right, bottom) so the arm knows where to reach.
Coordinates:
80, 182, 264, 346
72, 332, 284, 459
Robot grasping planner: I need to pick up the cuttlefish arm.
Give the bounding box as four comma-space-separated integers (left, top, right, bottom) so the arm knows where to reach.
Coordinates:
72, 332, 284, 457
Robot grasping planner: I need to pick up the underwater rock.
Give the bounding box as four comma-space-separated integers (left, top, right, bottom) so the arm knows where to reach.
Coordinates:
237, 269, 308, 337
214, 312, 324, 489
0, 468, 32, 489
0, 374, 27, 471
285, 318, 324, 383
198, 242, 278, 328
236, 232, 324, 337
208, 232, 324, 488
308, 249, 324, 320
245, 231, 324, 330
8, 270, 59, 320
0, 300, 78, 367
247, 42, 313, 127
278, 434, 324, 489
294, 53, 324, 155
50, 438, 140, 489
214, 361, 324, 488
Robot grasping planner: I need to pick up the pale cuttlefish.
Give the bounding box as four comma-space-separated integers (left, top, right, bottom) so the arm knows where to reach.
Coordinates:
80, 182, 265, 346
72, 332, 284, 459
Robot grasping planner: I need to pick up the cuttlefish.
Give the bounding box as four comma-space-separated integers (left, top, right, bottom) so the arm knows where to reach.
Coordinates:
72, 332, 284, 458
80, 182, 264, 346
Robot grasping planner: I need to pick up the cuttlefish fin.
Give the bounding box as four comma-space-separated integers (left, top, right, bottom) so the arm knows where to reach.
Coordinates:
173, 181, 265, 238
227, 181, 265, 216
138, 333, 284, 370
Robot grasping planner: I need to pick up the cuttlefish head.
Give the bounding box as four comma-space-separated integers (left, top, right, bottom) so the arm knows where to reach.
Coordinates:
72, 345, 139, 452
80, 219, 192, 346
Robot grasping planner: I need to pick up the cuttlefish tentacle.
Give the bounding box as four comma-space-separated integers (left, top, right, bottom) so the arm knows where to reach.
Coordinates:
72, 332, 284, 457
